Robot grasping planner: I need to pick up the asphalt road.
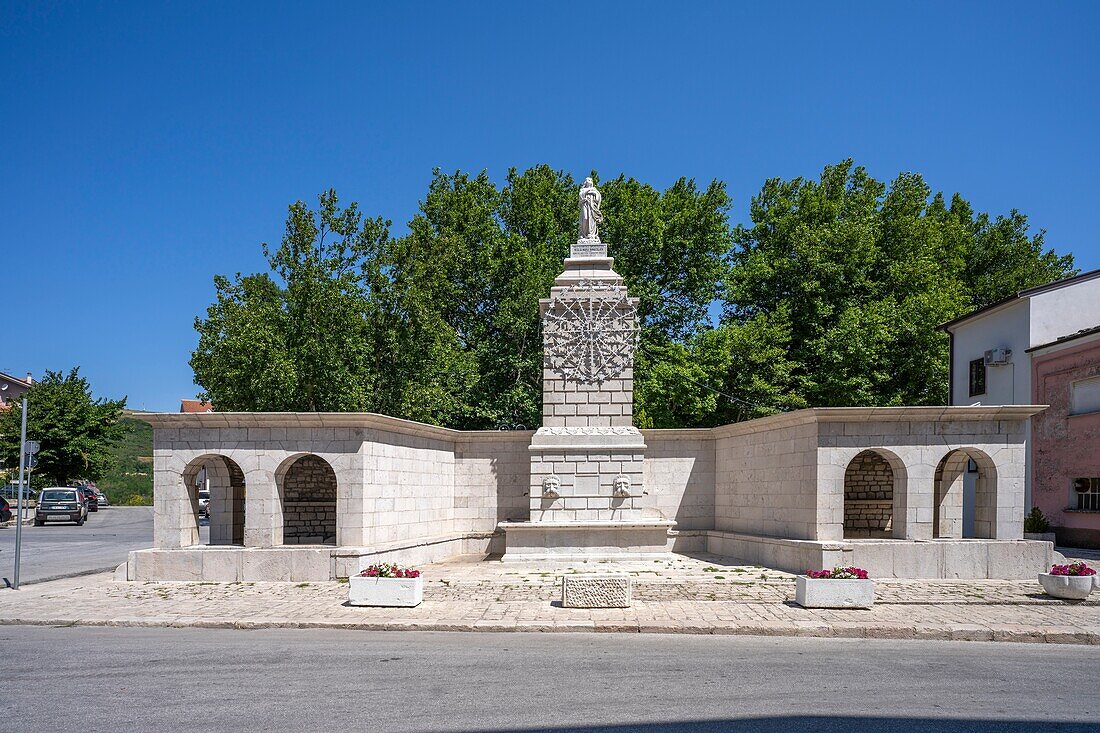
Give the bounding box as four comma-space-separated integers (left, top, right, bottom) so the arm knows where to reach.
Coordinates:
0, 506, 155, 585
0, 628, 1097, 732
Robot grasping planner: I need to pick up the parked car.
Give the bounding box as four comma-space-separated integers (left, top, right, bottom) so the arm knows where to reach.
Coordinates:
198, 490, 210, 519
77, 486, 99, 512
0, 497, 11, 523
34, 487, 87, 526
94, 490, 110, 507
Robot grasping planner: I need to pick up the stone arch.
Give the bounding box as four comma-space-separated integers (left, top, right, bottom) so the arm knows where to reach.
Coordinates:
934, 448, 998, 539
843, 449, 904, 539
276, 454, 338, 545
181, 454, 246, 546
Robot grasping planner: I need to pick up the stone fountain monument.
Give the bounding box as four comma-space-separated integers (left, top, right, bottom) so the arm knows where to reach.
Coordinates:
498, 178, 676, 560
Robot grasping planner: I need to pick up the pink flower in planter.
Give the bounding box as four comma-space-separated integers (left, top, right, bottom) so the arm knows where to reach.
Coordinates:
359, 563, 422, 578
806, 567, 869, 580
1049, 562, 1096, 577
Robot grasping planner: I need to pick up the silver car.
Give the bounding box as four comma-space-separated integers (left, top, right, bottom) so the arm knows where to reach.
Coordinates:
34, 487, 87, 526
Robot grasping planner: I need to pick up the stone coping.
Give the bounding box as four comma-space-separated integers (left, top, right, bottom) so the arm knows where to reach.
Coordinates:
129, 530, 498, 559
137, 405, 1048, 441
498, 519, 676, 530
137, 410, 535, 443
708, 530, 844, 551
711, 405, 1047, 438
528, 442, 647, 451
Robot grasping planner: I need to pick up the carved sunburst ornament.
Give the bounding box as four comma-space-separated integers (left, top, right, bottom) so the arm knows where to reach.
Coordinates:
543, 281, 639, 384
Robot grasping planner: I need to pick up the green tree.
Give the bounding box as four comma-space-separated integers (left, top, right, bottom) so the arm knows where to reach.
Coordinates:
963, 205, 1076, 309
725, 160, 1076, 408
191, 190, 390, 411
351, 165, 733, 429
191, 162, 1075, 428
0, 368, 127, 487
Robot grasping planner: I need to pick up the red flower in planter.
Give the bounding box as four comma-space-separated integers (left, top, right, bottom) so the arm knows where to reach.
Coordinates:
806, 567, 869, 580
1049, 562, 1096, 577
359, 563, 421, 578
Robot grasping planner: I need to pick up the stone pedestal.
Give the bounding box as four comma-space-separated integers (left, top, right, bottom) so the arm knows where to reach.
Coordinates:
498, 519, 675, 562
499, 234, 675, 560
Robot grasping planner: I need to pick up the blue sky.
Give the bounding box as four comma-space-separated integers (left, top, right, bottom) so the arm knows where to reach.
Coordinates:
2, 2, 1098, 411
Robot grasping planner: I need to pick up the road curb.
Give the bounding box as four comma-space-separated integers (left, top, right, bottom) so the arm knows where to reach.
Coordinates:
1, 616, 1096, 645
2, 566, 121, 587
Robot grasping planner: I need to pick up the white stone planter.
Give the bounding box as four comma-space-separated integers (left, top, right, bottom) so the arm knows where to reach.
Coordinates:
347, 575, 423, 607
795, 576, 874, 609
1023, 532, 1057, 543
1037, 573, 1094, 600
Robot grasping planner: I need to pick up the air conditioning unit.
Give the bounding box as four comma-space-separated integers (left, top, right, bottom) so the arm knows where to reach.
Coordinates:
984, 348, 1012, 366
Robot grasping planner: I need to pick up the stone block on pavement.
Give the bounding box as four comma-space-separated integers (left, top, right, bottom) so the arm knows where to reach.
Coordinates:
561, 574, 631, 608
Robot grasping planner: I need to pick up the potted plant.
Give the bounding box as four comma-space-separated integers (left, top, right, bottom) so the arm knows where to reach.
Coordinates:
348, 563, 423, 607
795, 566, 874, 609
1038, 562, 1096, 600
1023, 507, 1056, 543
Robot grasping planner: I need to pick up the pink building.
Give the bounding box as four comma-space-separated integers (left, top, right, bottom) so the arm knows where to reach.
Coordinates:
1030, 326, 1100, 548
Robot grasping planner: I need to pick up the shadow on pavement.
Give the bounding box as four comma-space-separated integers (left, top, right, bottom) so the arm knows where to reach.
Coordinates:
452, 718, 1096, 733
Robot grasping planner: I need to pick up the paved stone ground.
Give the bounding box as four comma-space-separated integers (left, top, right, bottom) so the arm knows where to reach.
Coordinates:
1, 553, 1097, 644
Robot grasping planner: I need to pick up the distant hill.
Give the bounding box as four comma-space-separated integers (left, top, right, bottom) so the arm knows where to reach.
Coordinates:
98, 416, 153, 505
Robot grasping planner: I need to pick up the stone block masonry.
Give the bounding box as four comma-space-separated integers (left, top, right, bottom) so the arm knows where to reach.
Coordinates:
282, 455, 337, 544
843, 450, 893, 538
528, 442, 646, 521
542, 373, 635, 429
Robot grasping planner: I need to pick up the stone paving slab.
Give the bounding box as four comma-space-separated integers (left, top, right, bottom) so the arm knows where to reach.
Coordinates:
0, 553, 1097, 644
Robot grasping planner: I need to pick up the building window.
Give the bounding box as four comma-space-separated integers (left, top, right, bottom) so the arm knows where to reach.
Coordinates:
968, 358, 986, 397
1070, 377, 1100, 416
1074, 478, 1100, 511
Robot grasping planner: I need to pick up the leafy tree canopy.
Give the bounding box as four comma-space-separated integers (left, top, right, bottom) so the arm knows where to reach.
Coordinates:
192, 162, 1075, 428
0, 368, 127, 487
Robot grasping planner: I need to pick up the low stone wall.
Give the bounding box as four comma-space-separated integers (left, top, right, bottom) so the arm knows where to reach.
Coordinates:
644, 430, 715, 531
140, 406, 1042, 575
841, 539, 1056, 580
706, 531, 844, 574
127, 532, 502, 582
705, 531, 1056, 579
125, 531, 1058, 581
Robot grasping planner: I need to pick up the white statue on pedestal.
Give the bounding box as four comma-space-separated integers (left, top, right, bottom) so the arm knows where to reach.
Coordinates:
579, 177, 603, 241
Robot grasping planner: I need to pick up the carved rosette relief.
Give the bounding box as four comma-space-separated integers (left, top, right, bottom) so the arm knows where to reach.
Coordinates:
543, 281, 639, 384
